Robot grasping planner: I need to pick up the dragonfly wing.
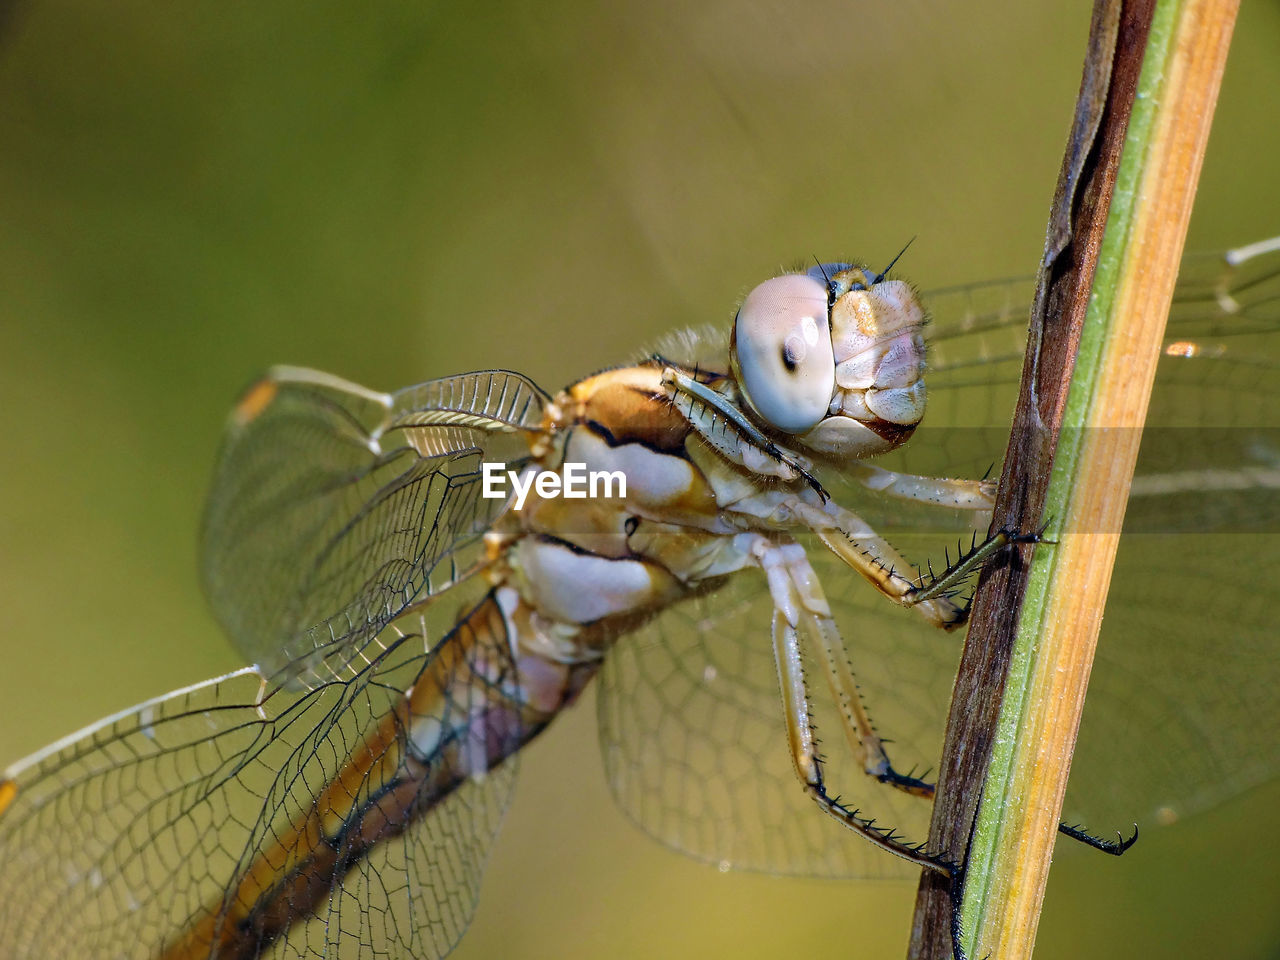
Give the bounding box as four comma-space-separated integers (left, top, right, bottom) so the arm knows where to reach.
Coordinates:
1065, 525, 1280, 829
1064, 249, 1280, 827
0, 596, 518, 960
596, 549, 960, 880
201, 366, 549, 686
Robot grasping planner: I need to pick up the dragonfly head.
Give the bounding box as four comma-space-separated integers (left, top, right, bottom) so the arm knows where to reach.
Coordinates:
729, 264, 928, 460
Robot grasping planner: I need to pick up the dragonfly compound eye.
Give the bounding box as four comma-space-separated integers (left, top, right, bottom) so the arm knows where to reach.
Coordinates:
732, 273, 836, 434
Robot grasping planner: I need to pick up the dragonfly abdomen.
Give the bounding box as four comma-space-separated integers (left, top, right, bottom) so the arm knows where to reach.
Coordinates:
158, 591, 577, 960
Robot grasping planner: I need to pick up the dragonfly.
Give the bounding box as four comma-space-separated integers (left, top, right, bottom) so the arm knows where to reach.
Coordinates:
0, 238, 1276, 959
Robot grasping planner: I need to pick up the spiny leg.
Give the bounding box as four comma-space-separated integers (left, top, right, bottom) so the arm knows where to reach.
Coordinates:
904, 526, 1045, 605
749, 535, 1122, 960
753, 537, 942, 819
777, 504, 1136, 857
790, 495, 1048, 626
1058, 821, 1139, 854
881, 519, 1142, 856
790, 498, 985, 629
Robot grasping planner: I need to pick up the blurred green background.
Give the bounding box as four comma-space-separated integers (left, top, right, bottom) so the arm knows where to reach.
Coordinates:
1, 1, 1278, 957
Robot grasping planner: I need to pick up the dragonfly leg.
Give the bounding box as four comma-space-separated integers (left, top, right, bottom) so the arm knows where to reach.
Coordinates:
847, 462, 997, 511
810, 593, 937, 798
753, 538, 950, 862
791, 499, 970, 630
792, 497, 1041, 629
903, 526, 1044, 605
1057, 820, 1139, 855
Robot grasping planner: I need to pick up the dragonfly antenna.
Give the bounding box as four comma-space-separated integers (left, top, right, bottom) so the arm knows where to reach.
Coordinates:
873, 236, 916, 284
810, 257, 837, 304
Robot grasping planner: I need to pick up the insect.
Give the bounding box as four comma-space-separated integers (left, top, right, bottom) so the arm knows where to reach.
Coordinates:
0, 240, 1276, 959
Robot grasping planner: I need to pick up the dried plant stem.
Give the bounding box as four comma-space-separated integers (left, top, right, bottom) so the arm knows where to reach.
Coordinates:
954, 0, 1239, 957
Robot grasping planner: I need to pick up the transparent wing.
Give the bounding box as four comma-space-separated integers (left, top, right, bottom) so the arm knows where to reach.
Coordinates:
596, 240, 1280, 878
0, 593, 518, 960
598, 550, 956, 880
201, 366, 549, 686
1065, 247, 1280, 824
